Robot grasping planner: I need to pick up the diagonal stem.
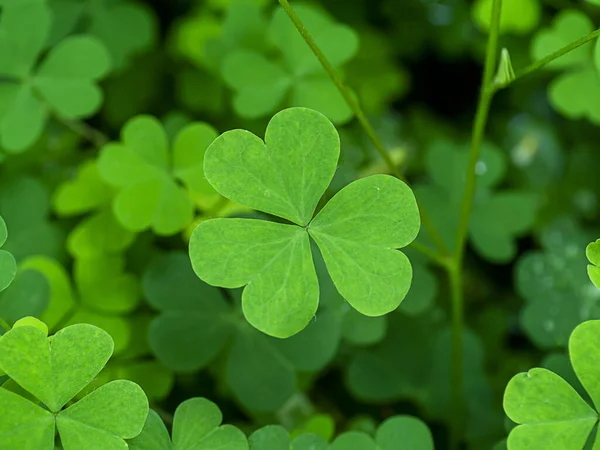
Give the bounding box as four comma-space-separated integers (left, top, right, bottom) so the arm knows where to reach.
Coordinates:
277, 0, 450, 260
499, 27, 600, 89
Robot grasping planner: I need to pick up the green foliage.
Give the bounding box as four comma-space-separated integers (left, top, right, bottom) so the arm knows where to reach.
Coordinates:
129, 397, 248, 450
1, 0, 600, 448
0, 2, 111, 152
531, 10, 600, 123
504, 320, 600, 449
415, 140, 537, 262
473, 0, 540, 35
587, 239, 600, 289
221, 4, 358, 123
0, 215, 16, 292
0, 320, 149, 449
515, 220, 599, 349
98, 115, 219, 235
189, 108, 420, 338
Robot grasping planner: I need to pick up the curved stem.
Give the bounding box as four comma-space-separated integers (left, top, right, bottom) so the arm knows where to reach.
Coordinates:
277, 0, 449, 260
449, 0, 503, 447
277, 0, 397, 177
502, 27, 600, 88
57, 117, 109, 148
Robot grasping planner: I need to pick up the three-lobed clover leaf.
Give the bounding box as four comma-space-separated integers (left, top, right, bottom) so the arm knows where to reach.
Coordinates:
221, 5, 359, 124
587, 239, 600, 290
0, 320, 149, 449
0, 176, 66, 263
144, 252, 341, 412
189, 107, 420, 338
21, 255, 138, 354
0, 215, 17, 292
530, 10, 600, 124
98, 115, 219, 235
48, 0, 158, 72
504, 320, 600, 449
516, 219, 599, 349
0, 3, 111, 152
248, 415, 434, 449
128, 397, 248, 450
415, 140, 537, 263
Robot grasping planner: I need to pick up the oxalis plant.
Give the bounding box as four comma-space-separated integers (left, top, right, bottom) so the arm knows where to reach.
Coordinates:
1, 0, 600, 449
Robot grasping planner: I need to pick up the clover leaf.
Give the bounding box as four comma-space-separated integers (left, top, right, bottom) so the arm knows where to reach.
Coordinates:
48, 0, 158, 72
587, 239, 600, 290
530, 10, 600, 124
248, 415, 434, 450
98, 115, 219, 235
128, 397, 248, 450
0, 3, 111, 152
472, 0, 540, 35
189, 107, 420, 338
0, 215, 17, 292
0, 266, 50, 326
221, 5, 359, 124
415, 140, 537, 263
516, 219, 599, 349
0, 177, 66, 263
21, 256, 137, 354
504, 320, 600, 449
346, 315, 502, 442
144, 252, 341, 411
0, 321, 149, 449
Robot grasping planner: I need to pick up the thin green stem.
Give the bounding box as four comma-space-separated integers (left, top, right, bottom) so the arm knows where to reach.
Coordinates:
56, 116, 110, 148
499, 27, 600, 89
277, 0, 449, 260
410, 241, 452, 269
448, 264, 464, 449
0, 316, 11, 331
277, 0, 398, 177
449, 0, 502, 447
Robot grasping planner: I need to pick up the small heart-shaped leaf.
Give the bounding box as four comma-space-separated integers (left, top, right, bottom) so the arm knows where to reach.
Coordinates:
203, 107, 339, 226
0, 323, 113, 411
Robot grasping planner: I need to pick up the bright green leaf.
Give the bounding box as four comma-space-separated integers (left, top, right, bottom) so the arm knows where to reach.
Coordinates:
309, 175, 419, 316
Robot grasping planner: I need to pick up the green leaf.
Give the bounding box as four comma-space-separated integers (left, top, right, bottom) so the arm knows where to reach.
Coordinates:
99, 115, 216, 235
127, 410, 171, 450
375, 416, 434, 450
172, 122, 219, 196
0, 177, 66, 263
67, 209, 135, 259
56, 380, 148, 449
569, 321, 600, 410
203, 107, 339, 226
129, 398, 248, 450
531, 11, 594, 70
503, 320, 600, 448
0, 268, 50, 324
249, 425, 289, 449
88, 1, 157, 72
0, 388, 55, 450
586, 239, 600, 289
0, 215, 17, 292
494, 48, 516, 88
144, 252, 234, 372
190, 219, 318, 338
504, 368, 597, 449
472, 0, 540, 35
309, 175, 419, 316
0, 323, 113, 411
33, 35, 111, 118
52, 160, 114, 216
221, 5, 357, 123
330, 431, 377, 450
